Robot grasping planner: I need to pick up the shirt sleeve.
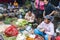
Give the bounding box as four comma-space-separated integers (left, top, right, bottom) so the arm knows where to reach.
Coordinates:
37, 22, 44, 30
46, 24, 54, 35
50, 5, 56, 11
32, 13, 35, 20
25, 13, 28, 19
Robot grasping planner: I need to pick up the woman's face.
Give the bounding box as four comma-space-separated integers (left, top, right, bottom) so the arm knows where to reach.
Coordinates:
44, 18, 50, 24
44, 0, 48, 5
28, 11, 32, 16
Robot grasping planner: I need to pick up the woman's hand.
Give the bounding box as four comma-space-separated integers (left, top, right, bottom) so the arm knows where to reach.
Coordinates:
48, 35, 51, 40
40, 29, 45, 32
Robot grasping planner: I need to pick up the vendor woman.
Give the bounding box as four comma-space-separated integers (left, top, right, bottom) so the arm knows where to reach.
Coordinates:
25, 10, 35, 23
34, 15, 54, 40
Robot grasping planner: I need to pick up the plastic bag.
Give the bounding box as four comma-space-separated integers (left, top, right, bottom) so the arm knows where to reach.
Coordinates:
16, 34, 26, 40
4, 25, 18, 37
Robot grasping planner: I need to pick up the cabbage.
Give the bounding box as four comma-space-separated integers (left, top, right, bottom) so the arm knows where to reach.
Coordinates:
4, 18, 12, 24
16, 19, 28, 27
4, 18, 17, 24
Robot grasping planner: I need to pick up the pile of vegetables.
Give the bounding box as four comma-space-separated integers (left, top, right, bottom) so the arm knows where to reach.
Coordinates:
19, 8, 25, 16
4, 18, 12, 24
4, 17, 17, 24
16, 19, 28, 27
25, 0, 31, 6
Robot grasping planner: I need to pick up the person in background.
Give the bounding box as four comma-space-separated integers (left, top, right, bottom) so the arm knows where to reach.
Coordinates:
13, 0, 19, 8
57, 0, 60, 8
8, 2, 14, 12
30, 0, 35, 12
25, 10, 35, 23
50, 0, 59, 7
34, 0, 45, 24
34, 15, 54, 40
59, 0, 60, 8
8, 2, 14, 9
43, 0, 56, 21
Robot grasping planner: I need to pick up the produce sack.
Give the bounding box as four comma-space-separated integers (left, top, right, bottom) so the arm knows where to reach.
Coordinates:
4, 25, 18, 37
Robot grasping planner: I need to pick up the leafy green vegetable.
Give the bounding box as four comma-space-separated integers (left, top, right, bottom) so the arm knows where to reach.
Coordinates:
4, 18, 12, 24
3, 35, 16, 40
16, 19, 28, 27
4, 18, 17, 24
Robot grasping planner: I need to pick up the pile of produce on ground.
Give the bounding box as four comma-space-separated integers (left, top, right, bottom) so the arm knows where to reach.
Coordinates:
2, 22, 43, 40
4, 17, 17, 24
0, 19, 44, 40
1, 18, 60, 40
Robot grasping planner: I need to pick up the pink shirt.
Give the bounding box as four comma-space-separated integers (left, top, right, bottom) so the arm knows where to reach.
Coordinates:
25, 13, 35, 22
35, 0, 44, 10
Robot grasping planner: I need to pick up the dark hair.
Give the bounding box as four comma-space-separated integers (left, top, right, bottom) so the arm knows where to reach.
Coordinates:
40, 0, 49, 1
40, 0, 44, 1
28, 9, 32, 12
46, 0, 49, 1
48, 19, 51, 21
44, 18, 51, 21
